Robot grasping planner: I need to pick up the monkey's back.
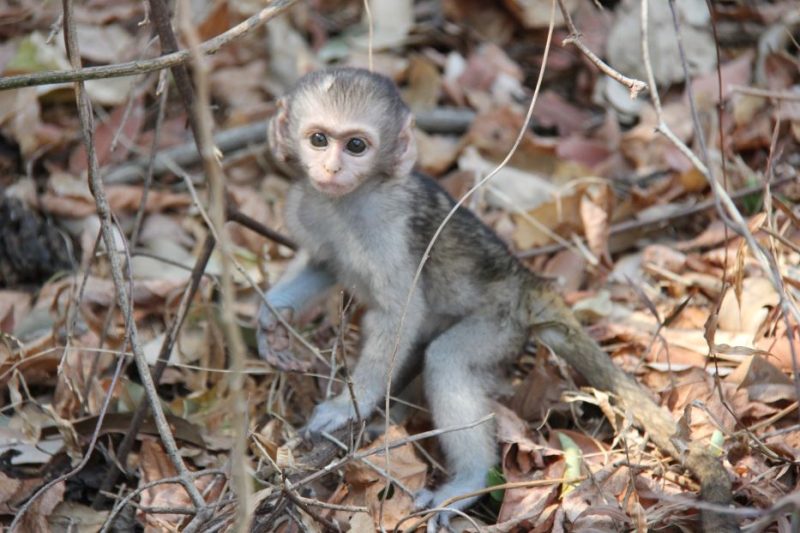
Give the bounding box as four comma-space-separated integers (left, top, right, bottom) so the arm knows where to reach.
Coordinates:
405, 173, 533, 321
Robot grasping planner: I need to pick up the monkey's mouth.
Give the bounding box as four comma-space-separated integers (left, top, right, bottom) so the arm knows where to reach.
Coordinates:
311, 180, 356, 197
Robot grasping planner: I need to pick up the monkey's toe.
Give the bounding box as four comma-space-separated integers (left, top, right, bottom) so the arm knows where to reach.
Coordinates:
413, 488, 435, 510
415, 476, 485, 532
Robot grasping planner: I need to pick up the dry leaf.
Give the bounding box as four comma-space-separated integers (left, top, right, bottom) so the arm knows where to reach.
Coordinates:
330, 426, 427, 529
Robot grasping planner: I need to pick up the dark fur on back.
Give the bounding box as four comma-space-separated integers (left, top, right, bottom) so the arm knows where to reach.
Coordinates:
408, 173, 525, 284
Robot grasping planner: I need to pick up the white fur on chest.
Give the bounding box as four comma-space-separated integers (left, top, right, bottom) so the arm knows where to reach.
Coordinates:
284, 182, 413, 308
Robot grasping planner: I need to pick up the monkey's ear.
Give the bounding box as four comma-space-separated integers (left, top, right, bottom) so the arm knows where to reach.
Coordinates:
395, 114, 417, 177
268, 98, 291, 163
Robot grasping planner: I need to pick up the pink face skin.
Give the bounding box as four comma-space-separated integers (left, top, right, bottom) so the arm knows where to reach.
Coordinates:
297, 121, 380, 198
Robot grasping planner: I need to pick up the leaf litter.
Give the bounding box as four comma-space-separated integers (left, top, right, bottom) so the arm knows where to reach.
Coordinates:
0, 0, 798, 531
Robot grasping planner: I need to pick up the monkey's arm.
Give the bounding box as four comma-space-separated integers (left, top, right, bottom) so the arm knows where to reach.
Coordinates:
529, 288, 738, 533
257, 251, 335, 371
306, 294, 425, 434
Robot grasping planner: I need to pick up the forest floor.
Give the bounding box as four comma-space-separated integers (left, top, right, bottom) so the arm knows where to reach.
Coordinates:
0, 0, 799, 531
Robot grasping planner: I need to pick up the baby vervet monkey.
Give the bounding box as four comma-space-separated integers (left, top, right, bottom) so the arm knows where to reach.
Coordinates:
256, 68, 731, 530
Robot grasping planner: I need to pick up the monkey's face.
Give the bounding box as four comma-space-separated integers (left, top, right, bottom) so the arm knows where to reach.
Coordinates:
297, 120, 380, 197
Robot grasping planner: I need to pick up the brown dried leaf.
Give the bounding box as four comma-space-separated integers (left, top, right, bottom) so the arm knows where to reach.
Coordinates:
718, 278, 779, 334
641, 244, 687, 273
666, 368, 750, 439
402, 55, 441, 112
331, 426, 426, 529
579, 185, 613, 266
533, 91, 593, 138
556, 136, 611, 170
0, 88, 42, 158
138, 440, 222, 532
542, 249, 587, 293
726, 354, 795, 404
495, 404, 561, 526
41, 181, 191, 218
467, 107, 557, 174
70, 98, 145, 173
442, 0, 516, 44
511, 186, 583, 249
502, 0, 577, 29
18, 481, 65, 533
415, 130, 461, 176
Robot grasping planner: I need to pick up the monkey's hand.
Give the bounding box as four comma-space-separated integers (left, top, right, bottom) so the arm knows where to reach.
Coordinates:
305, 395, 375, 436
256, 305, 309, 372
415, 474, 485, 533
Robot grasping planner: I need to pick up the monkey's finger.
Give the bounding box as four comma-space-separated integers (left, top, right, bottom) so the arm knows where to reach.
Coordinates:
256, 327, 309, 372
256, 303, 277, 331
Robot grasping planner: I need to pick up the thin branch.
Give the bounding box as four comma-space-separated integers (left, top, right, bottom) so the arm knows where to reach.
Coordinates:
226, 207, 297, 250
56, 0, 209, 522
288, 414, 494, 491
92, 234, 216, 511
0, 0, 298, 92
730, 85, 800, 101
556, 0, 647, 97
176, 0, 252, 525
130, 70, 169, 247
100, 470, 227, 533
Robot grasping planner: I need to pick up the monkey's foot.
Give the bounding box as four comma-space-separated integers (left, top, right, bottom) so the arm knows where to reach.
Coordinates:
414, 475, 484, 533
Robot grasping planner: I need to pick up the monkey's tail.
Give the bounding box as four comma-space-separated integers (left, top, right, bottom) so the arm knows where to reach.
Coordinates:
525, 285, 739, 533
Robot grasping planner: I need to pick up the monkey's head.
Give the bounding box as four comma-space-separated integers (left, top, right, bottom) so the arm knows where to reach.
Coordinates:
269, 68, 417, 197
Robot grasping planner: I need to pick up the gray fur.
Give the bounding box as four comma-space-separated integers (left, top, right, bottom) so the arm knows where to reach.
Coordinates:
260, 67, 540, 529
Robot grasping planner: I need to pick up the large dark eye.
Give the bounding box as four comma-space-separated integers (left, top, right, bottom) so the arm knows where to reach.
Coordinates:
346, 137, 367, 154
310, 132, 328, 148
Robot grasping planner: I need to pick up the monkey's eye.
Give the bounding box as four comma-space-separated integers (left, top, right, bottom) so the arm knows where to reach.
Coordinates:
309, 132, 328, 148
345, 137, 367, 155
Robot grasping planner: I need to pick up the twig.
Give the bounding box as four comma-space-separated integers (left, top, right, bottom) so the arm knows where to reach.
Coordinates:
23, 0, 210, 530
0, 0, 298, 92
289, 414, 494, 491
176, 0, 253, 525
730, 85, 800, 102
556, 0, 647, 98
320, 431, 414, 496
291, 495, 367, 513
130, 70, 169, 247
100, 470, 227, 533
92, 234, 215, 511
641, 1, 746, 531
226, 207, 297, 250
283, 489, 340, 531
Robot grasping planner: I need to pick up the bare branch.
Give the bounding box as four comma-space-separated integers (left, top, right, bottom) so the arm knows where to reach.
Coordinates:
0, 0, 297, 92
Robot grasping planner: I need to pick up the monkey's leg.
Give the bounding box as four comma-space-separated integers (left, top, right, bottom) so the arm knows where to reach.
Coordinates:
416, 314, 527, 531
306, 302, 424, 435
529, 289, 739, 533
257, 251, 335, 371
